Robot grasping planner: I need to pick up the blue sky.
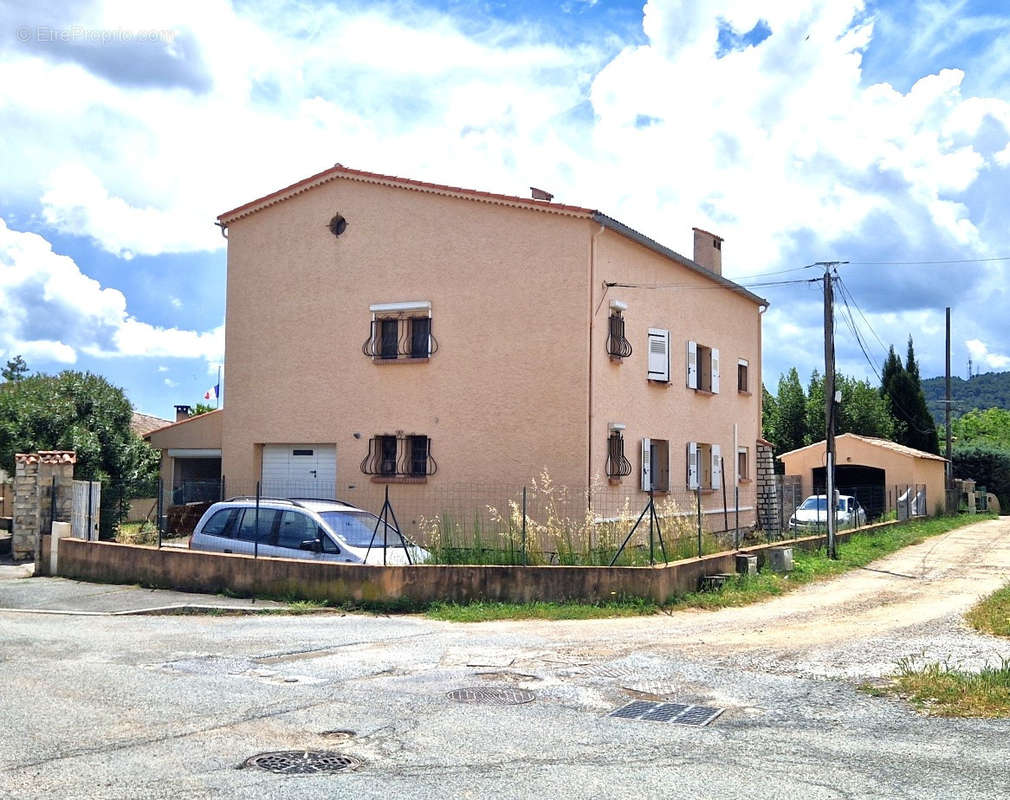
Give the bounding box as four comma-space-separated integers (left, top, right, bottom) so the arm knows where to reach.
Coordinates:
1, 0, 1009, 418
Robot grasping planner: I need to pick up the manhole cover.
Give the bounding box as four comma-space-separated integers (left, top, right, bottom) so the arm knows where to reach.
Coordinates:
242, 750, 361, 774
319, 729, 356, 741
447, 687, 536, 705
609, 700, 724, 727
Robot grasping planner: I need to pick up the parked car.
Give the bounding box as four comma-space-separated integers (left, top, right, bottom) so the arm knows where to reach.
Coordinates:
788, 494, 867, 532
189, 497, 429, 565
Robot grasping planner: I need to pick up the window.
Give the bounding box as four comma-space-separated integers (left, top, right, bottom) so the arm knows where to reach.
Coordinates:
737, 447, 750, 480
606, 428, 632, 478
362, 301, 438, 361
737, 359, 749, 393
647, 329, 670, 382
200, 508, 239, 539
276, 510, 319, 549
641, 438, 670, 492
686, 341, 719, 393
606, 302, 632, 359
236, 508, 279, 544
360, 434, 437, 479
687, 441, 722, 490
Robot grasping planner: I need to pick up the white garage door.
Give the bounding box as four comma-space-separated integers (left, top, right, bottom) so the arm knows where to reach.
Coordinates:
261, 444, 337, 499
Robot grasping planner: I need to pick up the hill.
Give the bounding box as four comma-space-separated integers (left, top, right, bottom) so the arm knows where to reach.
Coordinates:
922, 370, 1010, 421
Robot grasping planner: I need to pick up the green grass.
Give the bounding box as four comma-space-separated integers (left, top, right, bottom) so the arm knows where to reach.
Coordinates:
966, 582, 1010, 638
874, 656, 1010, 717
425, 597, 658, 622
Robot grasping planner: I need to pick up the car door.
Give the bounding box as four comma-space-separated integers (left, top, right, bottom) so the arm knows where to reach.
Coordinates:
233, 507, 280, 556
273, 509, 327, 560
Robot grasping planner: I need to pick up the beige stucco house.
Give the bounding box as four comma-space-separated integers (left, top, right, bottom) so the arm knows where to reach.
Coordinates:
151, 164, 768, 529
779, 433, 948, 518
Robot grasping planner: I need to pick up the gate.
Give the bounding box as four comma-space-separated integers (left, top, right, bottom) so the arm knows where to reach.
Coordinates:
71, 480, 101, 541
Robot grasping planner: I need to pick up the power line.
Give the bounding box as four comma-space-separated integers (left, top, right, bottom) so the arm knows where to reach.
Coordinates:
605, 277, 818, 291
845, 256, 1010, 266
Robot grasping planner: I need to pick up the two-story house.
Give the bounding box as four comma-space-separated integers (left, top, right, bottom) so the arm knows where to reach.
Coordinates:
151, 164, 766, 531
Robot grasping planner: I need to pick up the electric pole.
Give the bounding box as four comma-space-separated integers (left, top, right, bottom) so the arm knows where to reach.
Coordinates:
945, 307, 952, 504
815, 261, 847, 559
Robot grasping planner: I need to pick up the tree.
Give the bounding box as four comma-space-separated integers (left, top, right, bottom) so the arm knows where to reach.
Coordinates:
953, 443, 1010, 513
193, 402, 216, 415
1, 355, 28, 383
761, 383, 777, 442
805, 369, 825, 445
0, 371, 159, 536
948, 408, 1010, 449
881, 339, 939, 454
774, 368, 807, 455
838, 377, 893, 439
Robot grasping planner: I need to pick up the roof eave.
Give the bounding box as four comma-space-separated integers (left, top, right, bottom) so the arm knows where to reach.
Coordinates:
593, 213, 768, 307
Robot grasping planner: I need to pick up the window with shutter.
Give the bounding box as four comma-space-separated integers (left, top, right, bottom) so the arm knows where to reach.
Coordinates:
363, 301, 438, 361
688, 341, 718, 393
686, 341, 698, 389
711, 348, 720, 394
711, 444, 722, 490
647, 329, 669, 382
687, 442, 699, 490
641, 437, 652, 491
737, 359, 749, 393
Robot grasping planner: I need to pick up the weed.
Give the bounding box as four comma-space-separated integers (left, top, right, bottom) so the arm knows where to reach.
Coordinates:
878, 655, 1010, 717
966, 582, 1010, 638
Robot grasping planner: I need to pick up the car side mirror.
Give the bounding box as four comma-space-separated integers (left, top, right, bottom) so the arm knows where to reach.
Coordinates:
300, 539, 322, 552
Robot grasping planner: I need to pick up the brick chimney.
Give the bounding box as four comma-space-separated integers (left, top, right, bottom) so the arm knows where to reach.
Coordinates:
693, 228, 723, 275
174, 404, 192, 422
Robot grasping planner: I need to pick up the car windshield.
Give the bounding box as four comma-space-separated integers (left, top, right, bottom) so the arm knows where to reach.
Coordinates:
798, 497, 847, 512
319, 510, 402, 548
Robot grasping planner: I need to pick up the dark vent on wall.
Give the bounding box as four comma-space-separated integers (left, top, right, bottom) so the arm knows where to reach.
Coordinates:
329, 214, 347, 237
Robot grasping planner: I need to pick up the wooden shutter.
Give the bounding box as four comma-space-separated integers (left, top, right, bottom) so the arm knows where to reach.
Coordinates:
647, 329, 669, 382
711, 348, 720, 394
641, 437, 652, 491
687, 441, 698, 490
687, 340, 698, 389
711, 444, 722, 490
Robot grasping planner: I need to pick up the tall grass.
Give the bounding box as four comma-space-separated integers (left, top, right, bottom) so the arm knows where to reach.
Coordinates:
419, 470, 717, 566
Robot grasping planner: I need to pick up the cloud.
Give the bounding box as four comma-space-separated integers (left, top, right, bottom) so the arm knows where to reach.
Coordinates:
163, 377, 178, 388
965, 338, 1010, 370
0, 217, 223, 366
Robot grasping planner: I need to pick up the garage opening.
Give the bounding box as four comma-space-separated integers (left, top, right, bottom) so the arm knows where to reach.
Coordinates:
261, 444, 336, 499
812, 465, 886, 520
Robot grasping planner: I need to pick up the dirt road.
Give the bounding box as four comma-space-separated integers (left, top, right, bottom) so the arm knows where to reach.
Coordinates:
514, 516, 1010, 680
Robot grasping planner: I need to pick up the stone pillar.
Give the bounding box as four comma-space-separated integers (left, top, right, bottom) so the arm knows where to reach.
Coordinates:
755, 439, 779, 532
12, 451, 76, 562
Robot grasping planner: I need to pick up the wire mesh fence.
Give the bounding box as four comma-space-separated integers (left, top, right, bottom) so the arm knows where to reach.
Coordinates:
98, 475, 932, 565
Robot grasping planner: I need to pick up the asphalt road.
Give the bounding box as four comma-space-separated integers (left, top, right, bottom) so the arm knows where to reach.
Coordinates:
1, 517, 1009, 799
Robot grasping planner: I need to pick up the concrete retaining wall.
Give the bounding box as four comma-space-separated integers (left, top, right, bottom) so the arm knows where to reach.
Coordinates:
56, 522, 893, 605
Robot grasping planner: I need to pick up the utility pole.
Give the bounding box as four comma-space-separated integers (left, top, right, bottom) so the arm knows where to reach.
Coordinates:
815, 261, 847, 559
945, 307, 952, 501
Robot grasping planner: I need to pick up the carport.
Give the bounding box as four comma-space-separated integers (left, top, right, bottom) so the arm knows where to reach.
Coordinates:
812, 464, 886, 520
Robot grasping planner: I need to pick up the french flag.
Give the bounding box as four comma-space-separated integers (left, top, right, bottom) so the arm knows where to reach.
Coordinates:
203, 384, 219, 402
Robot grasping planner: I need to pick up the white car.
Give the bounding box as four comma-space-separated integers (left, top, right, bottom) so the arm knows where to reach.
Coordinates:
789, 494, 867, 532
189, 498, 428, 565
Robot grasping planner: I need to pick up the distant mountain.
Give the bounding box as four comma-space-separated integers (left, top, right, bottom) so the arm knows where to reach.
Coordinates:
922, 371, 1010, 422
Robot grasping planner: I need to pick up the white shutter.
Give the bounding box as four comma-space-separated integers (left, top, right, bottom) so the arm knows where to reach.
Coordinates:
687, 340, 698, 389
711, 347, 720, 394
641, 438, 652, 491
647, 329, 669, 382
711, 444, 722, 490
687, 442, 699, 490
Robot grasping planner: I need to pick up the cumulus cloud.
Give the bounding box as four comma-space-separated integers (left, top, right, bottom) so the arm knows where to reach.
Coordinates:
965, 338, 1010, 370
0, 218, 223, 366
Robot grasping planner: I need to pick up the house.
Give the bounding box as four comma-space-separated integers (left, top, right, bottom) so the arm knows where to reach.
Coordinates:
147, 406, 223, 504
779, 433, 948, 518
151, 164, 767, 532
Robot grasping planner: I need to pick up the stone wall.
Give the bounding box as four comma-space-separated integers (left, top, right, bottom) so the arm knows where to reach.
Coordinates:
755, 439, 778, 531
12, 451, 76, 561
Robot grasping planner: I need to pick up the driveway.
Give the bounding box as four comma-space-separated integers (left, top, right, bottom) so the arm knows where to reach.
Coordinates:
1, 517, 1008, 799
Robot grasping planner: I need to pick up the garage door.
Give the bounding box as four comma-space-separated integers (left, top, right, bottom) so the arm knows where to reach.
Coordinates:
261, 444, 336, 499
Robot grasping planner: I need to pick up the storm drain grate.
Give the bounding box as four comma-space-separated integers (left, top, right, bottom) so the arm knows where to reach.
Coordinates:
447, 687, 536, 705
609, 701, 724, 727
242, 750, 361, 775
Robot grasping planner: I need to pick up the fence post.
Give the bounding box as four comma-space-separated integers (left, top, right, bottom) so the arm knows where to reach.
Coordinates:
220, 475, 226, 502
696, 485, 703, 559
721, 456, 728, 533
734, 487, 740, 550
521, 485, 527, 566
254, 480, 260, 559
649, 488, 655, 566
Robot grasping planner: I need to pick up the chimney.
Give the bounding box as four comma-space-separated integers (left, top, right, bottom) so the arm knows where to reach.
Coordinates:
693, 228, 723, 275
174, 404, 192, 422
530, 187, 554, 202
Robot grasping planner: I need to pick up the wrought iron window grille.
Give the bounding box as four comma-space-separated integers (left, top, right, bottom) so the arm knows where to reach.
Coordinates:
360, 434, 438, 477
607, 313, 633, 359
362, 316, 439, 360
606, 431, 633, 478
